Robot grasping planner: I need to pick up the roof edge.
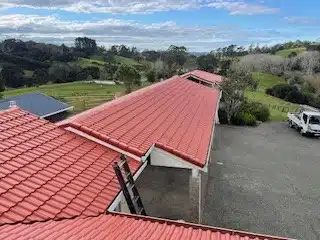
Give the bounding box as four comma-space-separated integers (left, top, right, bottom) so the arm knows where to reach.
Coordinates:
155, 143, 205, 168
62, 76, 180, 124
110, 212, 294, 240
0, 106, 20, 116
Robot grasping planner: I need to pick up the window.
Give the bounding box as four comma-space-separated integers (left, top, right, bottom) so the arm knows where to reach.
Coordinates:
309, 116, 320, 125
303, 114, 308, 124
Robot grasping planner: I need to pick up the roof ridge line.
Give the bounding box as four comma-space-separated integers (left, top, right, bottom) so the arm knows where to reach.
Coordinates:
59, 76, 181, 125
0, 106, 20, 116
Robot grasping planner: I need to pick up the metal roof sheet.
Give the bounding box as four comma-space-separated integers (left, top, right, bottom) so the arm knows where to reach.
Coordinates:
0, 108, 140, 226
65, 76, 220, 168
0, 93, 72, 118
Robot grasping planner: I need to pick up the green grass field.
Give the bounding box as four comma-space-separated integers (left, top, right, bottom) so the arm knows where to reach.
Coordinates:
4, 81, 150, 114
76, 57, 106, 69
276, 47, 306, 58
113, 55, 142, 66
23, 70, 34, 77
247, 72, 299, 121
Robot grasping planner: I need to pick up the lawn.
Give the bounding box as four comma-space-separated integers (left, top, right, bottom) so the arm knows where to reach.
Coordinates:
113, 55, 142, 66
276, 47, 306, 58
4, 81, 150, 114
76, 57, 106, 69
23, 70, 34, 77
247, 72, 299, 121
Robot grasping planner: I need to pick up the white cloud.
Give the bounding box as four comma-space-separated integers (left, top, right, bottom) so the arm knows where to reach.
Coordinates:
284, 16, 320, 25
0, 14, 302, 51
0, 0, 279, 15
208, 1, 279, 15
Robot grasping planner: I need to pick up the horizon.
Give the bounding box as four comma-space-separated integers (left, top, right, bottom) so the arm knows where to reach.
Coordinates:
0, 1, 319, 51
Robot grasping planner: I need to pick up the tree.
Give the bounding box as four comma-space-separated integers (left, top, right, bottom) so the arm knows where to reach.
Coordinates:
197, 54, 219, 73
161, 45, 187, 71
146, 69, 156, 83
0, 66, 5, 92
33, 69, 48, 86
220, 67, 256, 124
100, 63, 118, 80
114, 64, 141, 93
48, 63, 84, 83
75, 37, 97, 55
0, 64, 24, 88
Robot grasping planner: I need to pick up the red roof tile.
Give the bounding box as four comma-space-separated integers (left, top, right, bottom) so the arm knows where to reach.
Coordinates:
0, 108, 140, 226
181, 70, 223, 84
66, 76, 220, 168
0, 213, 293, 240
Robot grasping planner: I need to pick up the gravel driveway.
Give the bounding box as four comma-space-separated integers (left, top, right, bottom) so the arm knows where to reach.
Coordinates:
204, 122, 320, 240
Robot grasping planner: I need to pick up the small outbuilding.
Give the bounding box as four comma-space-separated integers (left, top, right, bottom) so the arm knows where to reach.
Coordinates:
0, 92, 73, 122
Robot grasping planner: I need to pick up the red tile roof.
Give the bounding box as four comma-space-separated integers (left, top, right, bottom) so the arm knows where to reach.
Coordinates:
181, 70, 223, 84
65, 76, 220, 168
0, 213, 293, 240
0, 108, 140, 226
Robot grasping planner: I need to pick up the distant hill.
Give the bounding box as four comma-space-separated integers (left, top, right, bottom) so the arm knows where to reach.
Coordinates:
189, 52, 208, 56
275, 47, 306, 58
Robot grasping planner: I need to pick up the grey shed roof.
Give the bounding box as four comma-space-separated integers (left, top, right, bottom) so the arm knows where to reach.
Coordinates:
0, 93, 73, 118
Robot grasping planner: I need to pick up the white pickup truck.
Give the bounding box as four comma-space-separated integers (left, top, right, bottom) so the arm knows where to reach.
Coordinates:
288, 105, 320, 136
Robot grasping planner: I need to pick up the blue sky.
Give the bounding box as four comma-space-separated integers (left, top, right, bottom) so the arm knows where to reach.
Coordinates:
0, 0, 319, 51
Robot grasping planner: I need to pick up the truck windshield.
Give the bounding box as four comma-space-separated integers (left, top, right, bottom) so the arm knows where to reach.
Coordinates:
309, 116, 320, 124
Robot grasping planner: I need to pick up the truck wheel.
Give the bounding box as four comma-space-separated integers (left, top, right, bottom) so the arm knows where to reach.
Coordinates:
300, 128, 306, 136
289, 121, 294, 128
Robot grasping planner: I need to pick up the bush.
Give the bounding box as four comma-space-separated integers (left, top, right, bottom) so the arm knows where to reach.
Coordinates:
271, 84, 298, 99
266, 83, 314, 106
288, 75, 304, 85
231, 112, 257, 126
243, 101, 270, 122
243, 113, 257, 126
218, 109, 228, 124
265, 88, 274, 96
146, 70, 156, 83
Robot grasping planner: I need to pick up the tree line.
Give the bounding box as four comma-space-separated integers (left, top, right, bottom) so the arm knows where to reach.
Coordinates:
1, 37, 320, 96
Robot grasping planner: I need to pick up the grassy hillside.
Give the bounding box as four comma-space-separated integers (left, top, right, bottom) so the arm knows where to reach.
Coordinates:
113, 55, 141, 66
276, 47, 306, 58
247, 72, 299, 121
23, 70, 34, 77
76, 57, 106, 69
4, 81, 150, 114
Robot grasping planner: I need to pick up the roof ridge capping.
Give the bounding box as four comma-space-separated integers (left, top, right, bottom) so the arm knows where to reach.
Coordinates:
60, 75, 181, 125
0, 106, 21, 116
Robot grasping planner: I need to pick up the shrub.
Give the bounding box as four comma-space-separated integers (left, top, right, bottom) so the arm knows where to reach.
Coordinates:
231, 112, 257, 126
271, 84, 298, 99
218, 109, 228, 124
146, 70, 156, 83
266, 83, 314, 106
231, 112, 246, 126
243, 101, 270, 122
284, 90, 310, 104
288, 75, 304, 85
265, 88, 274, 96
243, 113, 257, 126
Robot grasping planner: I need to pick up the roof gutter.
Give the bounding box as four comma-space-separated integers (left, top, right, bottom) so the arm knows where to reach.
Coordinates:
40, 106, 74, 119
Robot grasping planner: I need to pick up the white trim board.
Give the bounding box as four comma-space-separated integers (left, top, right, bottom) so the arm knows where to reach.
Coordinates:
65, 127, 142, 161
150, 147, 208, 172
40, 106, 74, 119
